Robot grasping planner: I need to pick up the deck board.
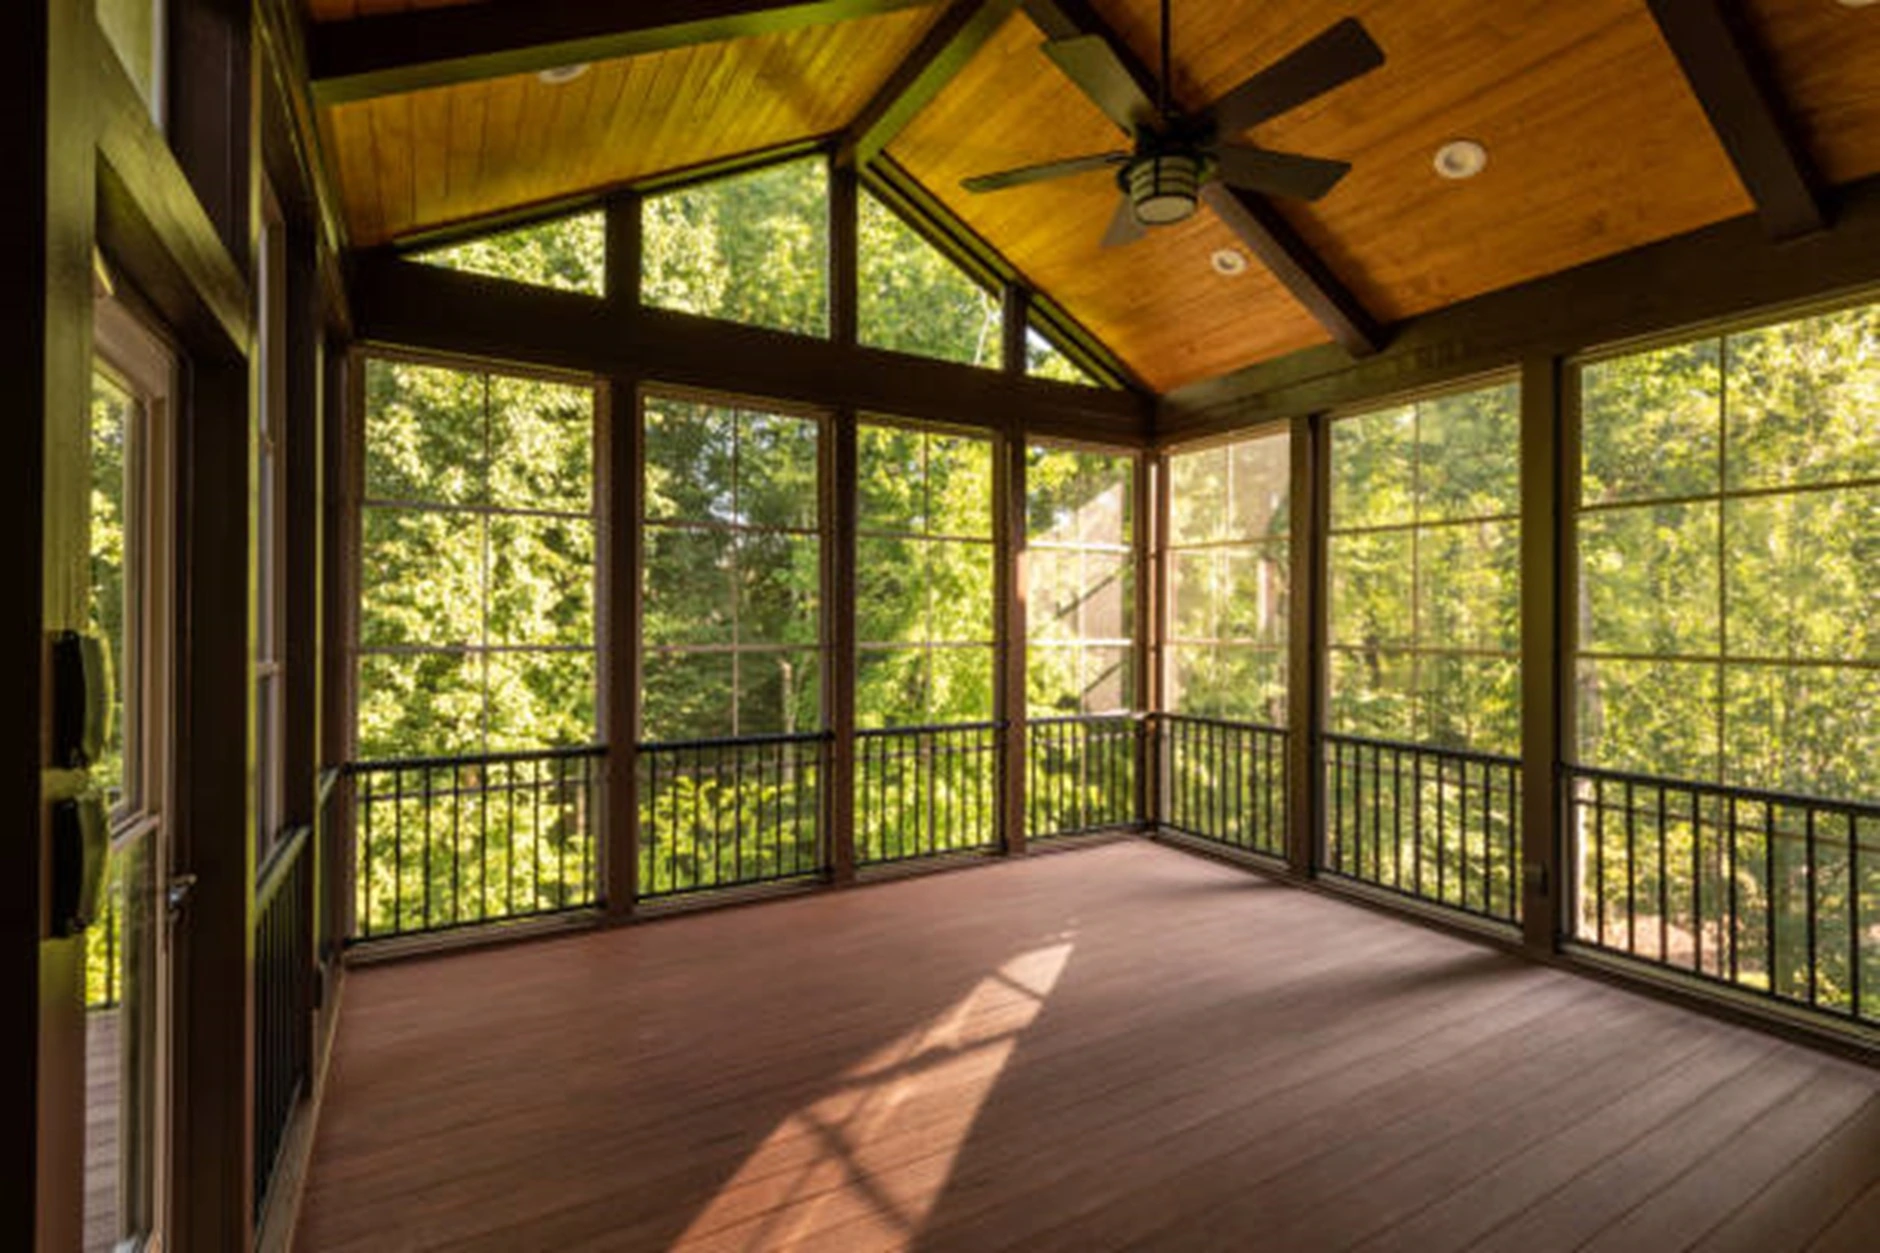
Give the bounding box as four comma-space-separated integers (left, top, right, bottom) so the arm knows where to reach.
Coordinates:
295, 839, 1880, 1252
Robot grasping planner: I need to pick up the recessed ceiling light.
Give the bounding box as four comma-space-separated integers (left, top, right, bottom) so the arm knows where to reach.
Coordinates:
1210, 248, 1249, 276
1433, 139, 1489, 180
537, 63, 591, 85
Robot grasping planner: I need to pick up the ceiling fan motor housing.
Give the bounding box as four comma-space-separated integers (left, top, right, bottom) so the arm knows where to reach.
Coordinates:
1125, 150, 1207, 225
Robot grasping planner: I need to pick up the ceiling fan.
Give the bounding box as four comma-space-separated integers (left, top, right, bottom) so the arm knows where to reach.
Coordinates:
961, 1, 1384, 248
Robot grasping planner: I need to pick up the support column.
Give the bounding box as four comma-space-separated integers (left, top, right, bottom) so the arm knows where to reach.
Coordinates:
1520, 356, 1565, 955
997, 429, 1028, 855
1136, 450, 1162, 829
600, 375, 639, 919
826, 411, 859, 884
830, 164, 859, 349
1285, 413, 1324, 878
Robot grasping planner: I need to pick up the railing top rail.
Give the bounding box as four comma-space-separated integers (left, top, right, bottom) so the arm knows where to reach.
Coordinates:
256, 823, 311, 911
1568, 763, 1880, 820
346, 743, 605, 773
1155, 713, 1288, 734
639, 730, 835, 752
1322, 731, 1521, 769
855, 720, 1003, 739
1027, 712, 1146, 727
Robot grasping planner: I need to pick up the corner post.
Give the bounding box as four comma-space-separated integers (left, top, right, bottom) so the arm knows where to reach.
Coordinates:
1286, 412, 1324, 878
600, 375, 639, 920
997, 426, 1028, 855
1520, 355, 1565, 955
826, 410, 859, 884
1137, 448, 1162, 830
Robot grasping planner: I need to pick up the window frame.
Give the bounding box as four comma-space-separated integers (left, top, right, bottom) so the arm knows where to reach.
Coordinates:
636, 382, 832, 743
1024, 436, 1144, 718
854, 412, 998, 730
1322, 371, 1524, 755
1564, 294, 1880, 790
352, 346, 602, 762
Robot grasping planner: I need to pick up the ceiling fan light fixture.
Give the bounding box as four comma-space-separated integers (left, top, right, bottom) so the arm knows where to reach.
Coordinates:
1128, 153, 1203, 226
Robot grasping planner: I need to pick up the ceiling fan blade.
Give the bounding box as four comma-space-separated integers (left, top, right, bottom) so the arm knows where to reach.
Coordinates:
1042, 34, 1161, 133
1205, 17, 1384, 136
1213, 144, 1351, 201
961, 152, 1129, 193
1100, 196, 1145, 249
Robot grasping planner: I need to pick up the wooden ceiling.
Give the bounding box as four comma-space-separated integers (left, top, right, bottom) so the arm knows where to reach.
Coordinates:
317, 7, 940, 243
307, 0, 1880, 393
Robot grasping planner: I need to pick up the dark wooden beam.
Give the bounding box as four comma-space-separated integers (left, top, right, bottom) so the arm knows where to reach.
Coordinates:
1645, 0, 1825, 241
310, 0, 936, 105
1024, 0, 1383, 358
349, 251, 1152, 444
1158, 169, 1880, 442
836, 0, 1021, 169
1202, 184, 1384, 359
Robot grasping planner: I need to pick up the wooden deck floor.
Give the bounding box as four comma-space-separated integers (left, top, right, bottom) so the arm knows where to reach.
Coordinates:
296, 839, 1880, 1253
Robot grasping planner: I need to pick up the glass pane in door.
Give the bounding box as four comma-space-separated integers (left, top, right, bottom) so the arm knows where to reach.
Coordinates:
85, 369, 159, 1253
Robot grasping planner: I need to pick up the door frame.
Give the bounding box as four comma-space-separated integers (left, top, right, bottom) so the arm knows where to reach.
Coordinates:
93, 287, 179, 1253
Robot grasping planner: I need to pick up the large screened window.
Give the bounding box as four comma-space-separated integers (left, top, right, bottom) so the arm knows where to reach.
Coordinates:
356, 358, 597, 760
856, 422, 995, 726
855, 421, 997, 862
1575, 307, 1880, 793
1572, 303, 1880, 1016
1027, 445, 1138, 836
1161, 431, 1291, 857
641, 157, 830, 338
1028, 446, 1136, 716
858, 190, 1000, 369
638, 392, 827, 897
1325, 380, 1523, 921
639, 394, 824, 742
411, 210, 606, 296
1327, 382, 1523, 753
1166, 432, 1290, 723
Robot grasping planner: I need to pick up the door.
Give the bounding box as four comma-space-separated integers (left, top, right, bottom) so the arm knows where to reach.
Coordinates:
81, 292, 176, 1253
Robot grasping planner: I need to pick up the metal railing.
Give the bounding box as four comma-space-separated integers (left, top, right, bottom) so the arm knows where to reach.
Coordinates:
348, 745, 602, 940
638, 732, 829, 898
1028, 714, 1142, 838
856, 722, 1000, 865
253, 824, 312, 1222
1324, 734, 1522, 925
1160, 715, 1288, 858
1570, 767, 1880, 1027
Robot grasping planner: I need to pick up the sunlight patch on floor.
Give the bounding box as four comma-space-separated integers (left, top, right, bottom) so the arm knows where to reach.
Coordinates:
672, 938, 1076, 1252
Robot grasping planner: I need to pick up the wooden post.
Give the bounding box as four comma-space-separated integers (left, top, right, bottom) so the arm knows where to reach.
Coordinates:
174, 353, 259, 1252
604, 190, 642, 310
1286, 412, 1324, 878
1136, 450, 1161, 829
996, 428, 1028, 855
1520, 356, 1565, 955
826, 411, 859, 884
830, 161, 859, 348
600, 376, 639, 919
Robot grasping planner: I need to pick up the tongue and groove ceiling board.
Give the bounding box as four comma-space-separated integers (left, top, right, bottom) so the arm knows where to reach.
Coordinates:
316, 6, 942, 244
306, 0, 1880, 394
